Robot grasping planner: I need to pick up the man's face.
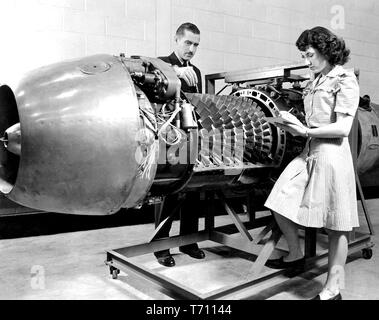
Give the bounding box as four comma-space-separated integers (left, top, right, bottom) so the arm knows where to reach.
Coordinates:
175, 30, 200, 62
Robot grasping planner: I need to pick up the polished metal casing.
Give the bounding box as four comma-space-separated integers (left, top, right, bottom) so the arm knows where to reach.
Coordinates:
357, 105, 379, 175
6, 54, 149, 215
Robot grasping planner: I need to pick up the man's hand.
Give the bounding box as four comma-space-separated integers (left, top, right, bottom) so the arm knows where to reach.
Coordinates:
173, 65, 198, 87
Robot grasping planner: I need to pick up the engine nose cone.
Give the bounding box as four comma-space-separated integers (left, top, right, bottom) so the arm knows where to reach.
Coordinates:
3, 123, 21, 156
0, 85, 20, 195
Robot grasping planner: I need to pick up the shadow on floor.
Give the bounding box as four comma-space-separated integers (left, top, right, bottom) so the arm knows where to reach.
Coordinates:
244, 252, 363, 300
0, 197, 250, 239
0, 207, 156, 239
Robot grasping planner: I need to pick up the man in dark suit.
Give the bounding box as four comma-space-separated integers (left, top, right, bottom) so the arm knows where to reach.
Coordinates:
154, 22, 205, 267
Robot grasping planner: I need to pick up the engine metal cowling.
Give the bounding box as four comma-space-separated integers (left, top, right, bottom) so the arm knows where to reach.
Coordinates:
1, 54, 150, 215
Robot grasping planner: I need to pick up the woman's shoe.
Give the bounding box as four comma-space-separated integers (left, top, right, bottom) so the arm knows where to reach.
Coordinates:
311, 293, 342, 300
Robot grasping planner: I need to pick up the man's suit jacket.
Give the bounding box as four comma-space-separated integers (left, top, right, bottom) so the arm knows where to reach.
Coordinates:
158, 52, 202, 94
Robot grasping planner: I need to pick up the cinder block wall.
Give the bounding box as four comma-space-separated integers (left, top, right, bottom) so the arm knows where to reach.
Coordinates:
0, 0, 378, 101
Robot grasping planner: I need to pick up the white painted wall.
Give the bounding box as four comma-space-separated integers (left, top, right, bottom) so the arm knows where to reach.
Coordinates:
0, 0, 378, 100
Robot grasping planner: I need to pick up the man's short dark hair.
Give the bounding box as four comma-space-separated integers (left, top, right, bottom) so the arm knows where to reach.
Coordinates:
176, 22, 200, 37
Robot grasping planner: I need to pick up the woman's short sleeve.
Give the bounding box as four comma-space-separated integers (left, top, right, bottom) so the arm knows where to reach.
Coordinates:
334, 72, 360, 117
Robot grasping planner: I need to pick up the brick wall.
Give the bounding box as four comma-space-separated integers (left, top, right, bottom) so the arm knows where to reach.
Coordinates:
0, 0, 157, 88
0, 0, 379, 101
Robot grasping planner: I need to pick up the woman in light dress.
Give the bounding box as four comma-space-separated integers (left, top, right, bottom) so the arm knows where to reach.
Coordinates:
264, 26, 360, 300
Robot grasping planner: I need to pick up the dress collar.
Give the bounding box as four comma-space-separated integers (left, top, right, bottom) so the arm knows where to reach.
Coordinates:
312, 65, 345, 80
310, 65, 346, 88
324, 65, 346, 78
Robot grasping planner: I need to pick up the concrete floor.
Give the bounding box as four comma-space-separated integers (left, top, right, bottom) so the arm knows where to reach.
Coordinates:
0, 199, 378, 300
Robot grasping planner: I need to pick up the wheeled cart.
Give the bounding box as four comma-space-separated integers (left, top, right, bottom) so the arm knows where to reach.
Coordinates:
105, 188, 374, 300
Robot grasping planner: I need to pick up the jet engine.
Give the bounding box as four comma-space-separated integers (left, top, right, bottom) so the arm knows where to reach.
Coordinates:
0, 54, 378, 215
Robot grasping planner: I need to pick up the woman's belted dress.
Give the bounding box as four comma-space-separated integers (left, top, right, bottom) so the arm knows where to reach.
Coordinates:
264, 65, 360, 231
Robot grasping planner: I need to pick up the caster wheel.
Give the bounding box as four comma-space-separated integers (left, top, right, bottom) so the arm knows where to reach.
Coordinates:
362, 248, 373, 260
110, 267, 120, 279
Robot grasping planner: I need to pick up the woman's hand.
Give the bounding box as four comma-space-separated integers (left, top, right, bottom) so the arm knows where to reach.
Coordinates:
276, 123, 308, 137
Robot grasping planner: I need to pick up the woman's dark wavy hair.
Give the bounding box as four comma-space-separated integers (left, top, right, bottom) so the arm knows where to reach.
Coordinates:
296, 26, 350, 66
